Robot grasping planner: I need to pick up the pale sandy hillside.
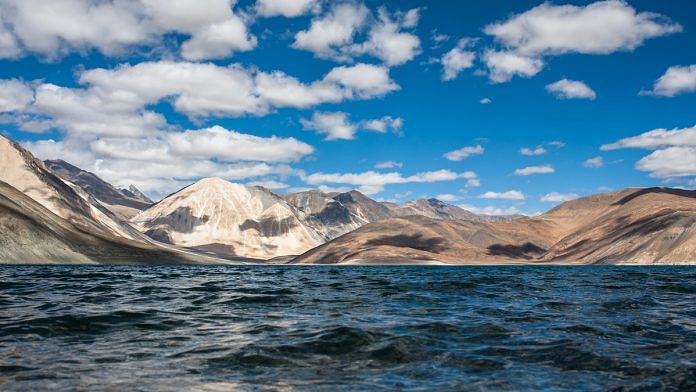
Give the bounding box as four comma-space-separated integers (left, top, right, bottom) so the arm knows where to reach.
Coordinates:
132, 178, 324, 259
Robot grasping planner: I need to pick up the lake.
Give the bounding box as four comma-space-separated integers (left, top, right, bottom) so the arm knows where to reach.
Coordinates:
0, 266, 694, 391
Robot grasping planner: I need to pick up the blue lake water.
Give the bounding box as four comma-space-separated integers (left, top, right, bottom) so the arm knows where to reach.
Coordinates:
0, 265, 694, 391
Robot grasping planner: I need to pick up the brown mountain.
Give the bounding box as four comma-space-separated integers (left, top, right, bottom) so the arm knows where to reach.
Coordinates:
45, 159, 152, 219
0, 135, 146, 240
292, 187, 696, 265
0, 180, 223, 264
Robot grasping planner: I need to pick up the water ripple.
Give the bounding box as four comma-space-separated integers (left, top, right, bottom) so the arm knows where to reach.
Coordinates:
0, 265, 694, 391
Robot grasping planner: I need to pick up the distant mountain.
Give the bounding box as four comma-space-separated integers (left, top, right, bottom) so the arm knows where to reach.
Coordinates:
0, 179, 224, 264
131, 178, 325, 259
121, 185, 153, 204
389, 198, 479, 220
45, 159, 152, 218
331, 190, 394, 222
292, 187, 696, 265
282, 190, 363, 240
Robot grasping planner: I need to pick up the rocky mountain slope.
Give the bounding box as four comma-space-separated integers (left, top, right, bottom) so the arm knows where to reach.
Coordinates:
0, 135, 146, 241
45, 159, 152, 219
131, 178, 325, 259
293, 187, 696, 265
282, 190, 363, 240
0, 180, 224, 264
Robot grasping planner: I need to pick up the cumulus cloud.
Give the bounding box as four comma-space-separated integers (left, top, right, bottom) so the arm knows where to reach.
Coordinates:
0, 62, 399, 137
24, 129, 303, 199
301, 112, 355, 140
483, 50, 544, 83
444, 145, 484, 161
0, 79, 34, 112
301, 111, 403, 141
482, 1, 681, 82
246, 179, 290, 190
302, 170, 477, 195
601, 125, 696, 150
435, 194, 459, 202
645, 65, 696, 97
375, 161, 402, 169
636, 147, 696, 178
0, 0, 256, 61
520, 146, 547, 156
546, 79, 597, 100
441, 38, 475, 81
583, 156, 604, 168
514, 165, 555, 176
602, 125, 696, 178
459, 204, 524, 216
292, 3, 421, 66
292, 2, 368, 60
255, 0, 318, 18
541, 192, 579, 203
478, 190, 526, 200
480, 98, 492, 105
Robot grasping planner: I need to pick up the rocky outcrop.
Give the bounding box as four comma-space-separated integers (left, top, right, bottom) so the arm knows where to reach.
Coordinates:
45, 159, 152, 218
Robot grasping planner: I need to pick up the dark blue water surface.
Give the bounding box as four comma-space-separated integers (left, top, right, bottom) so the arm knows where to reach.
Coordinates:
0, 266, 694, 391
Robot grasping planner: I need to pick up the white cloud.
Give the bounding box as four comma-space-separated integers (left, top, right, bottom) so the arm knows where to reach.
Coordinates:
546, 79, 597, 100
459, 204, 524, 216
583, 156, 604, 168
5, 62, 398, 137
180, 17, 257, 61
480, 98, 492, 105
247, 179, 290, 190
548, 141, 566, 148
362, 116, 403, 134
483, 50, 544, 83
478, 190, 526, 200
514, 165, 555, 176
602, 125, 696, 179
292, 2, 369, 61
482, 1, 681, 82
323, 63, 400, 98
301, 111, 403, 141
435, 194, 459, 202
353, 7, 421, 66
317, 184, 352, 194
636, 147, 696, 178
302, 170, 476, 195
24, 132, 301, 199
441, 38, 475, 81
292, 3, 421, 66
375, 161, 402, 169
484, 1, 681, 56
166, 126, 313, 162
0, 79, 34, 112
601, 125, 696, 150
520, 146, 547, 156
444, 145, 484, 161
301, 111, 356, 140
0, 0, 256, 61
541, 192, 579, 203
255, 0, 318, 18
646, 65, 696, 97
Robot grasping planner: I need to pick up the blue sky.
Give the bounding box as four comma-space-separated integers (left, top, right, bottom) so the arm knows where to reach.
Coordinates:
0, 0, 695, 215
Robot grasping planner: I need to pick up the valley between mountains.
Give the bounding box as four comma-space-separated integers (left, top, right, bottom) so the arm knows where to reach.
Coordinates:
1, 134, 694, 265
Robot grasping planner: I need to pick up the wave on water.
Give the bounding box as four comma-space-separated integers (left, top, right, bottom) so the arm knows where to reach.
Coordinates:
0, 265, 694, 391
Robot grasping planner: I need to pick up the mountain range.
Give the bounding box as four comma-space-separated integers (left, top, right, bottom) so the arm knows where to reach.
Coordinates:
0, 134, 694, 265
